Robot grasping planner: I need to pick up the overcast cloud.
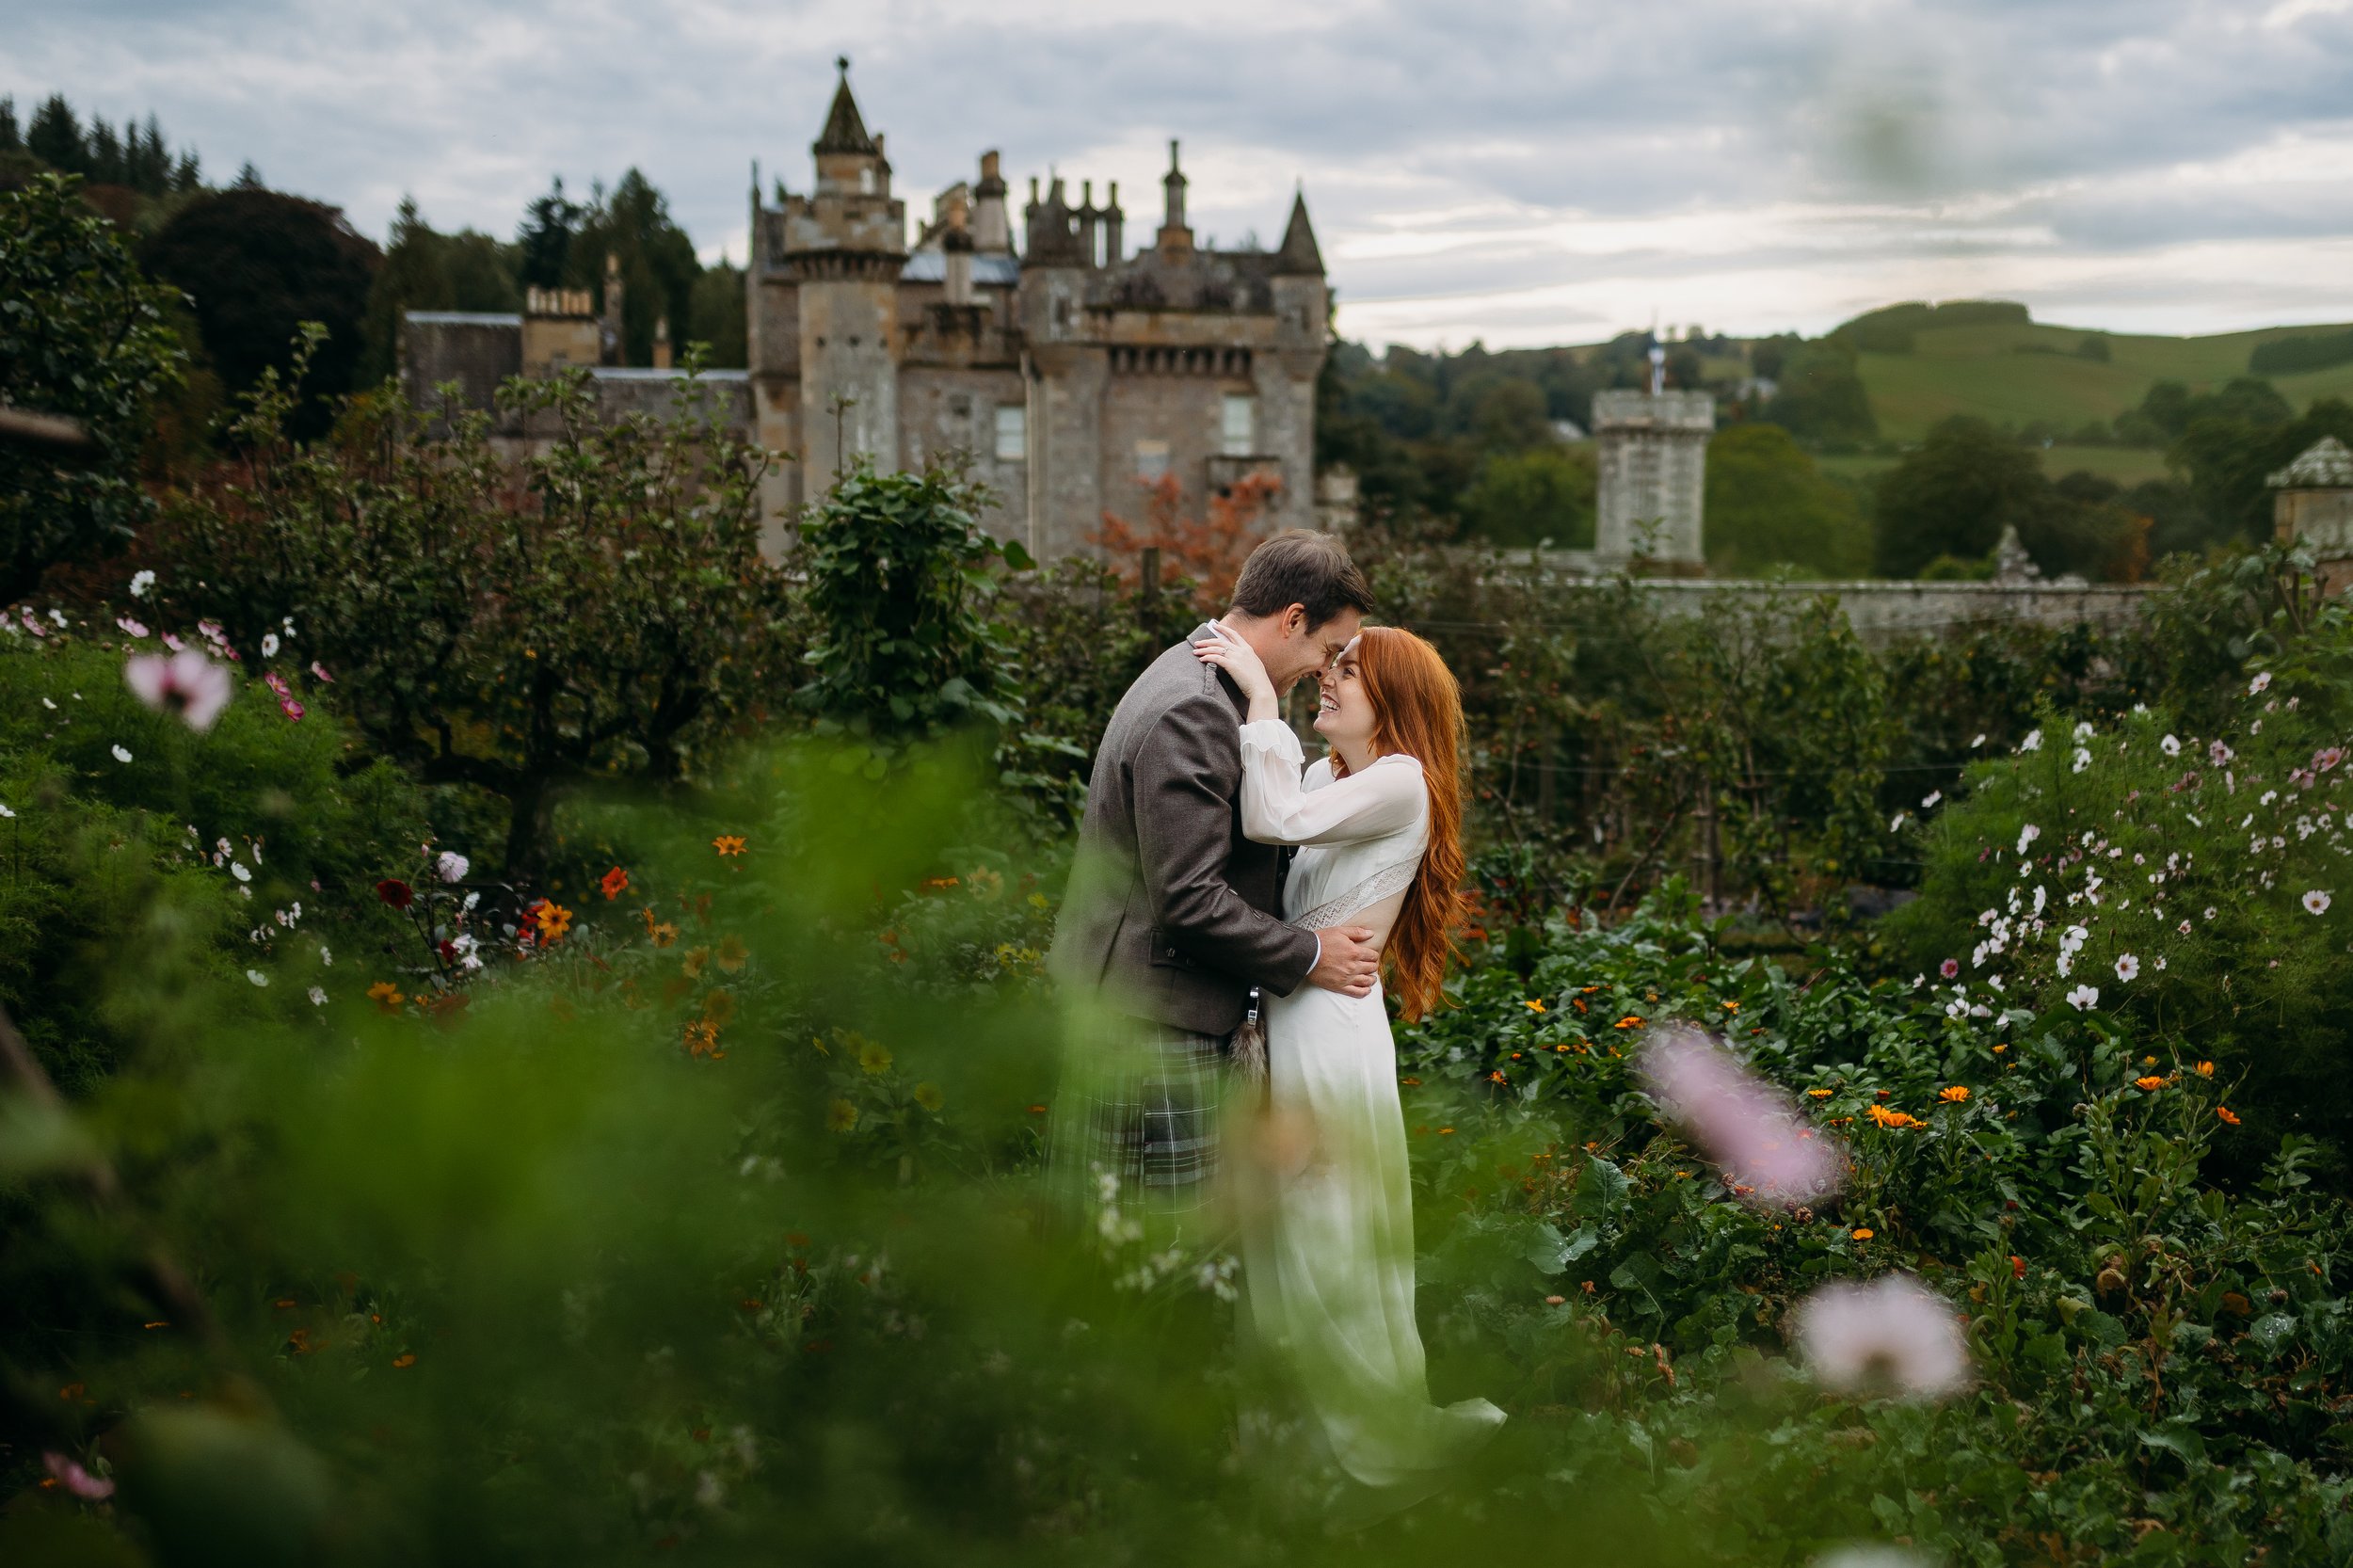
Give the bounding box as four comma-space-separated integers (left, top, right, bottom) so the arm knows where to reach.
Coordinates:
12, 0, 2353, 347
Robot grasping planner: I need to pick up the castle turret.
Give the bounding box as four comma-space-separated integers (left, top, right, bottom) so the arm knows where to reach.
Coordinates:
1102, 181, 1124, 265
781, 56, 905, 497
600, 249, 625, 365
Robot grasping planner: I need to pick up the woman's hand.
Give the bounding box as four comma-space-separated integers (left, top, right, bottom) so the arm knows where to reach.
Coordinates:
1193, 621, 1280, 722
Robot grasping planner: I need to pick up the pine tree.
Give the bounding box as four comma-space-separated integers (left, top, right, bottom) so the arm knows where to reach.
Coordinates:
0, 97, 20, 152
516, 176, 582, 288
88, 118, 123, 184
26, 94, 82, 172
234, 161, 263, 189
172, 151, 201, 193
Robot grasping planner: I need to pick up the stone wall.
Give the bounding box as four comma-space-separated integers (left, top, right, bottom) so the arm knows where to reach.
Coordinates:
401, 312, 521, 425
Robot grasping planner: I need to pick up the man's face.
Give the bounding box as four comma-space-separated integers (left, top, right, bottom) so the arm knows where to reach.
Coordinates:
1268, 607, 1363, 692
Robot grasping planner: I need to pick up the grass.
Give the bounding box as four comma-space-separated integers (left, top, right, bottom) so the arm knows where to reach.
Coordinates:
1855, 319, 2353, 442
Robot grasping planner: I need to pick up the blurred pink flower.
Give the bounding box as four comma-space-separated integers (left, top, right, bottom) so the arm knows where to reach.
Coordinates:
279, 696, 306, 723
116, 616, 149, 638
161, 631, 186, 651
311, 660, 334, 683
42, 1450, 114, 1499
1635, 1025, 1842, 1207
1791, 1272, 1971, 1400
264, 670, 292, 698
123, 649, 233, 731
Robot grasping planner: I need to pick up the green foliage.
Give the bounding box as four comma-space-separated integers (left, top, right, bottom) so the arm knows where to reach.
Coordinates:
568, 169, 703, 370
685, 260, 746, 369
1886, 598, 2353, 1177
6, 93, 197, 196
2170, 394, 2353, 546
1460, 445, 1595, 548
1872, 415, 2145, 581
2250, 328, 2353, 376
0, 173, 185, 602
355, 196, 520, 388
1701, 424, 1869, 578
1763, 340, 1877, 443
0, 633, 424, 1094
140, 187, 380, 435
153, 336, 795, 879
1830, 300, 2032, 356
795, 459, 1027, 767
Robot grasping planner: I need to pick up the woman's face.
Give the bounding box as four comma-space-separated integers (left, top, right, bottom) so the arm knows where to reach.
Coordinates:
1312, 642, 1376, 751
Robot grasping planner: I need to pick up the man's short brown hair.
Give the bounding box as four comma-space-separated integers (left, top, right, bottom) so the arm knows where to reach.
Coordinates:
1229, 530, 1374, 631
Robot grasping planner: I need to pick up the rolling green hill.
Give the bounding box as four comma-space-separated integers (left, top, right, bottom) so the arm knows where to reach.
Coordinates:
1852, 317, 2353, 443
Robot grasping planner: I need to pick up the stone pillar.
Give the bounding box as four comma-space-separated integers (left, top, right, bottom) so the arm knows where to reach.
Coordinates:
2269, 436, 2353, 595
1593, 389, 1715, 573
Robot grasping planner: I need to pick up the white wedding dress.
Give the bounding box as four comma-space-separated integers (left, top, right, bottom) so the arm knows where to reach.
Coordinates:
1232, 719, 1506, 1494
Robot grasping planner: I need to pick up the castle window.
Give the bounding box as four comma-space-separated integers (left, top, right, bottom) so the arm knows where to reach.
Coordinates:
994, 404, 1026, 462
859, 168, 874, 195
1221, 393, 1257, 457
1133, 440, 1170, 482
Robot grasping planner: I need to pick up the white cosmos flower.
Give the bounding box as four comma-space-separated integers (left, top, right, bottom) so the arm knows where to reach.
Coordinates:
2066, 984, 2100, 1011
2073, 721, 2094, 741
261, 632, 280, 658
307, 985, 328, 1006
129, 568, 156, 599
246, 969, 268, 987
1888, 811, 1908, 834
230, 862, 252, 883
124, 648, 234, 731
2115, 953, 2140, 982
2161, 734, 2181, 757
0, 803, 13, 818
2072, 747, 2091, 774
1921, 790, 1941, 808
110, 744, 133, 763
2249, 671, 2272, 695
1791, 1272, 1972, 1401
2020, 728, 2042, 752
1970, 733, 1986, 748
436, 850, 470, 883
2303, 889, 2332, 916
2016, 824, 2041, 855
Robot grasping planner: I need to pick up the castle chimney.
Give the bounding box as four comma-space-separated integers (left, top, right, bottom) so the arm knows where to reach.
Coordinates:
1078, 179, 1099, 267
1158, 139, 1191, 254
651, 313, 672, 370
973, 150, 1012, 253
1103, 179, 1124, 264
600, 250, 625, 366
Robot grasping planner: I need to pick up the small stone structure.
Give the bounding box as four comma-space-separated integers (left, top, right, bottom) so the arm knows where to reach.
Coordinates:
1592, 389, 1714, 572
2269, 436, 2353, 594
403, 59, 1328, 563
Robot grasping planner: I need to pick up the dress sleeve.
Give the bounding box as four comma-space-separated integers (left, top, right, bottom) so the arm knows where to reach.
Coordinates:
1237, 720, 1426, 846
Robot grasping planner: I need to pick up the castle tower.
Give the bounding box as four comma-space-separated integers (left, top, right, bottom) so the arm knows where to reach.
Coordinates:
2270, 436, 2353, 595
1157, 140, 1192, 256
600, 250, 625, 366
1262, 190, 1329, 532
784, 57, 905, 495
971, 151, 1013, 254
1593, 388, 1715, 571
1018, 174, 1101, 560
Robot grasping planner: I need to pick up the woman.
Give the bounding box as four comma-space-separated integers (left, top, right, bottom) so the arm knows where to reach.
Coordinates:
1194, 622, 1505, 1499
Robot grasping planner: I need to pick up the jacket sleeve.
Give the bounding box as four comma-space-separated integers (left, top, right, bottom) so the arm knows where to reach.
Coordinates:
1133, 696, 1321, 995
1238, 720, 1427, 846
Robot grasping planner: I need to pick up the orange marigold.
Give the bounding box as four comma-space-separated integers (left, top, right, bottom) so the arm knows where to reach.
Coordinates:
1850, 1227, 1874, 1240
2216, 1106, 2242, 1126
712, 835, 747, 857
1613, 1016, 1643, 1030
1806, 1088, 1834, 1099
535, 902, 573, 942
2194, 1061, 2215, 1078
2134, 1075, 2167, 1092
366, 981, 405, 1012
1938, 1085, 1970, 1103
600, 867, 630, 900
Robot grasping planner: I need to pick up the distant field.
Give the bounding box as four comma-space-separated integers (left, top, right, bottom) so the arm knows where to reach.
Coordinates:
1816, 444, 2174, 488
1855, 320, 2353, 443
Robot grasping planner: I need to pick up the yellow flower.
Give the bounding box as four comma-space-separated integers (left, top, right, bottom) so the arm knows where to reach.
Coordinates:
535, 902, 573, 942
712, 835, 747, 857
1850, 1226, 1874, 1241
1806, 1088, 1834, 1099
649, 920, 680, 949
700, 988, 737, 1028
1524, 999, 1545, 1014
2135, 1075, 2167, 1092
2194, 1061, 2215, 1078
716, 935, 749, 972
1938, 1085, 1970, 1103
856, 1038, 893, 1076
825, 1098, 858, 1133
681, 946, 710, 980
683, 1018, 723, 1059
1722, 1000, 1740, 1012
914, 1081, 945, 1112
366, 981, 405, 1012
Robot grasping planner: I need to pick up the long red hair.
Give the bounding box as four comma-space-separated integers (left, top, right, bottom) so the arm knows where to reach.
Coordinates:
1329, 626, 1465, 1022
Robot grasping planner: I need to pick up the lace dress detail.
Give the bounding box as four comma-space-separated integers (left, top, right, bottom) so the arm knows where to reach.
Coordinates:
1289, 859, 1417, 932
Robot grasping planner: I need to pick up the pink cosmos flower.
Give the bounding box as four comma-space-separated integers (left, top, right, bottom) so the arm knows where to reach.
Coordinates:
2315, 747, 2344, 773
1635, 1025, 1842, 1207
1791, 1272, 1971, 1400
311, 660, 334, 683
279, 696, 306, 723
117, 616, 149, 638
1939, 958, 1960, 980
161, 631, 186, 651
123, 649, 234, 731
42, 1450, 115, 1499
264, 670, 292, 698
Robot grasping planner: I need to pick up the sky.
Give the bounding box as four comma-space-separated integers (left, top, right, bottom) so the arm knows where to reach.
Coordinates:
12, 0, 2353, 350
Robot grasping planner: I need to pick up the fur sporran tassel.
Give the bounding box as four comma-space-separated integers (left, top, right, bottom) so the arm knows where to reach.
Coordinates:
1230, 988, 1269, 1099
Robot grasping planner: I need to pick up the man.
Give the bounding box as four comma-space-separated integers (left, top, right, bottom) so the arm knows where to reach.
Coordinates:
1048, 530, 1380, 1240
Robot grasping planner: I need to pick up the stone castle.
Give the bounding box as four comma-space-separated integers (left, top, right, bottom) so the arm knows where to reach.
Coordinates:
401, 61, 1330, 560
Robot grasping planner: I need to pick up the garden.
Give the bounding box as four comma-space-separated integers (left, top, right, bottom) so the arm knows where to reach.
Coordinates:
3, 172, 2350, 1565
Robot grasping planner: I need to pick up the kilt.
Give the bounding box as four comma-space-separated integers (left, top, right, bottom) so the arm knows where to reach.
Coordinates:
1047, 1016, 1233, 1242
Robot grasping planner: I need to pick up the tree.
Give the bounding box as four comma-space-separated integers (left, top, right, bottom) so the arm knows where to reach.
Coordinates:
142, 187, 381, 427
516, 176, 583, 288
357, 196, 522, 387
1460, 446, 1594, 548
25, 95, 81, 174
2171, 396, 2353, 545
1765, 340, 1877, 442
1702, 424, 1868, 578
0, 174, 184, 602
686, 260, 746, 368
568, 169, 701, 367
798, 458, 1027, 749
1093, 472, 1280, 610
156, 338, 793, 878
1871, 416, 2050, 578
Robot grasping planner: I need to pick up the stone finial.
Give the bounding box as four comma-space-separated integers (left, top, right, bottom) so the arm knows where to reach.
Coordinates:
1991, 523, 2043, 585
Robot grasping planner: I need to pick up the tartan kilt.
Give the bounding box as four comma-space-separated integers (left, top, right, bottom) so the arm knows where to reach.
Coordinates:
1047, 1015, 1233, 1240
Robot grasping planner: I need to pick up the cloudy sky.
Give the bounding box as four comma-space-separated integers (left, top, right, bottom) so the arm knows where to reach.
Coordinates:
16, 0, 2353, 348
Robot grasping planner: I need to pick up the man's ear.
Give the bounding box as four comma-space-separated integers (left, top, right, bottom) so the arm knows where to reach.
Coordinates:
1282, 604, 1308, 638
